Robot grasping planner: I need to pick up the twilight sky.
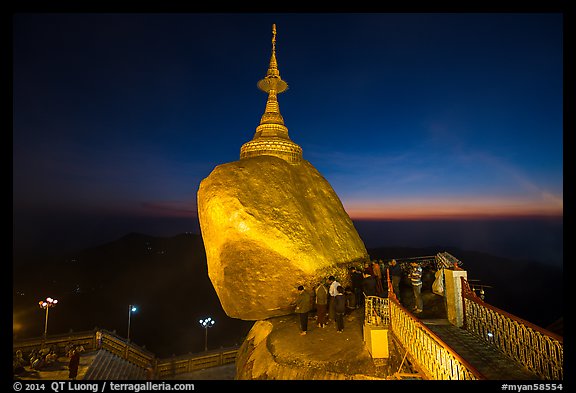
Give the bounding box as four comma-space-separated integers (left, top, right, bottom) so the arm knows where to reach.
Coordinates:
12, 12, 564, 252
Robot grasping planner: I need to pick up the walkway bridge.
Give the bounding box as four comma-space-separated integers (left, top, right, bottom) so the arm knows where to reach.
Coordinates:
364, 252, 563, 380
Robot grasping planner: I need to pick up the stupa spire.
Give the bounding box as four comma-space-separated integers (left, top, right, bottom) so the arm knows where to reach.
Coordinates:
259, 23, 286, 91
240, 24, 303, 164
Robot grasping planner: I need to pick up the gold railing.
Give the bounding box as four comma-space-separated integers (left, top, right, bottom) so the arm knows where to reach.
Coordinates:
461, 278, 563, 380
386, 297, 485, 380
376, 267, 485, 380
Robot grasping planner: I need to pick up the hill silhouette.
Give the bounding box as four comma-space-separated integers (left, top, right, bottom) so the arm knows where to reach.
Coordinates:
13, 233, 563, 358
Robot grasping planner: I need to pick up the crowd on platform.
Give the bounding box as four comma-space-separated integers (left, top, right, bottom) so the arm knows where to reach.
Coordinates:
294, 259, 426, 335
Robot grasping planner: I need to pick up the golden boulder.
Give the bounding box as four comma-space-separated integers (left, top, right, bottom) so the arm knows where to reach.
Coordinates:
197, 155, 368, 320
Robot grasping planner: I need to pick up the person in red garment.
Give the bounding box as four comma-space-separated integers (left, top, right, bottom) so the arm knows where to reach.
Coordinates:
68, 348, 80, 380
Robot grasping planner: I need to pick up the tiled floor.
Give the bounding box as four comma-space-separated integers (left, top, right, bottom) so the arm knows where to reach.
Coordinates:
423, 320, 538, 380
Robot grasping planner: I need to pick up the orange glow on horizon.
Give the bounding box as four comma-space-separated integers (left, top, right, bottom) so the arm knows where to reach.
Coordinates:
343, 197, 563, 221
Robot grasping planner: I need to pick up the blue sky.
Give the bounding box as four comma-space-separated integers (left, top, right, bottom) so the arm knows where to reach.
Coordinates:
12, 12, 564, 251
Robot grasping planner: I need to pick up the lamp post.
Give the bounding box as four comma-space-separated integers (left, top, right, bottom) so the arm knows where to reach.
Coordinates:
38, 297, 58, 343
199, 317, 215, 351
127, 305, 137, 343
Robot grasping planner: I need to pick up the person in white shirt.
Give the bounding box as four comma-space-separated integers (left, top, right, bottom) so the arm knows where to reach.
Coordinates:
327, 275, 341, 322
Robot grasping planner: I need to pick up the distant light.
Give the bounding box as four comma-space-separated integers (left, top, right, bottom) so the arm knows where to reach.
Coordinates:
487, 332, 494, 338
39, 297, 58, 309
131, 306, 137, 312
199, 317, 215, 328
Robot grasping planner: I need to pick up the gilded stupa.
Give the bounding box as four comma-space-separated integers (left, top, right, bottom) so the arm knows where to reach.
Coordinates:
197, 24, 368, 320
239, 24, 303, 164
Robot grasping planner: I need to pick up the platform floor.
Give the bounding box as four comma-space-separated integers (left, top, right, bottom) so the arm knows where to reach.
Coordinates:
423, 319, 538, 380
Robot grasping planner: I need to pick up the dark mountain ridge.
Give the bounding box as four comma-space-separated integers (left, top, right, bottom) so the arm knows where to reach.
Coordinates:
13, 233, 563, 357
13, 232, 254, 357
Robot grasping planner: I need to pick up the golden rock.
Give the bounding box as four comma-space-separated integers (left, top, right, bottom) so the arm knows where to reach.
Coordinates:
197, 155, 368, 320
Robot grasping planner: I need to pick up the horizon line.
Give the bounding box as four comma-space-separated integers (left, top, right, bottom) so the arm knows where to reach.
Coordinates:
348, 213, 564, 221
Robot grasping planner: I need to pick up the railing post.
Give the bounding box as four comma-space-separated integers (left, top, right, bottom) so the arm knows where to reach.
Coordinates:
444, 267, 468, 327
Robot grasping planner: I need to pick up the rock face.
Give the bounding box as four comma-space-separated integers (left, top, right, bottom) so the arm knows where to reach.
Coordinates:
234, 314, 398, 380
197, 155, 369, 320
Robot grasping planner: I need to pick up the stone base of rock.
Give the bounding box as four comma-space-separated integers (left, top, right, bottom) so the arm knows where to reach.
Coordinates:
235, 309, 416, 380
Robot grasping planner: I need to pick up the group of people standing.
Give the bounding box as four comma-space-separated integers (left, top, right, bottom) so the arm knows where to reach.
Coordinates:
357, 258, 424, 314
295, 275, 357, 335
294, 258, 426, 335
348, 260, 390, 301
378, 258, 424, 313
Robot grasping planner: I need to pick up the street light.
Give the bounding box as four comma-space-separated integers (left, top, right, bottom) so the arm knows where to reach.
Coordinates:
127, 305, 137, 342
38, 297, 58, 342
199, 317, 215, 351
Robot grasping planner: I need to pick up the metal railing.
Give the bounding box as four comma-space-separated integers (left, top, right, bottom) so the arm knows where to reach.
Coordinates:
373, 296, 485, 380
13, 330, 97, 355
461, 277, 563, 380
435, 252, 463, 269
376, 262, 486, 380
364, 295, 389, 326
96, 330, 155, 369
155, 348, 239, 378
